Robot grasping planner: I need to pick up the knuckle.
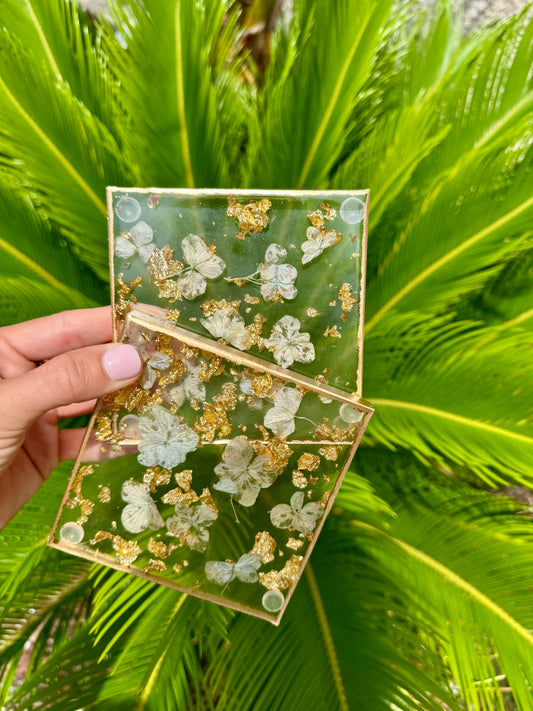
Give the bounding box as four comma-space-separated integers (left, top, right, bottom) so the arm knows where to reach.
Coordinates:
49, 352, 91, 401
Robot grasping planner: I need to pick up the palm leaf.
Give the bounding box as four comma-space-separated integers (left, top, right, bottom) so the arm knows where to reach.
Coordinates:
366, 322, 533, 485
246, 0, 393, 188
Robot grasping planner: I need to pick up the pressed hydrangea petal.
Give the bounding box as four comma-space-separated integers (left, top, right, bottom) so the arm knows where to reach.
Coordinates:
206, 560, 235, 585
234, 553, 262, 582
130, 220, 153, 246
290, 491, 306, 510
178, 270, 207, 299
236, 480, 261, 506
270, 503, 295, 529
114, 236, 136, 259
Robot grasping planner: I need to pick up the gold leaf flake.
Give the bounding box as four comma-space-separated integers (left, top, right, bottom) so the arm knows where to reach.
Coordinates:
258, 555, 303, 590
200, 299, 241, 316
306, 307, 319, 318
250, 373, 273, 398
90, 531, 142, 565
244, 293, 260, 305
175, 470, 193, 491
95, 413, 123, 444
320, 202, 336, 221
173, 563, 183, 574
161, 488, 199, 506
297, 453, 321, 471
252, 531, 277, 564
320, 491, 331, 507
194, 403, 231, 442
98, 487, 111, 503
115, 273, 142, 320
166, 309, 181, 322
286, 537, 304, 551
148, 538, 177, 559
180, 344, 199, 360
144, 559, 167, 573
143, 466, 172, 492
66, 465, 95, 517
292, 470, 308, 489
227, 196, 271, 239
319, 445, 339, 461
247, 313, 267, 348
316, 423, 355, 441
329, 300, 337, 307
213, 382, 238, 411
338, 283, 357, 314
198, 356, 225, 382
323, 325, 341, 338
252, 437, 293, 473
149, 246, 184, 282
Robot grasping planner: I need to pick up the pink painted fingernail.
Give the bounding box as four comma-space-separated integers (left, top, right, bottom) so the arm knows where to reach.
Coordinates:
102, 345, 142, 380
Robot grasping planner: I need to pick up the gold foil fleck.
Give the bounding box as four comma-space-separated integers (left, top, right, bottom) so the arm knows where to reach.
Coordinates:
148, 538, 177, 559
213, 382, 238, 412
297, 453, 321, 471
66, 465, 95, 517
143, 466, 172, 492
338, 282, 357, 313
306, 307, 319, 318
144, 559, 167, 573
115, 273, 143, 320
227, 196, 271, 240
90, 531, 142, 565
149, 245, 184, 281
179, 344, 199, 360
247, 313, 267, 348
158, 360, 188, 388
252, 531, 277, 564
173, 563, 183, 574
166, 309, 181, 322
161, 488, 199, 506
194, 403, 231, 442
316, 423, 355, 441
258, 555, 303, 591
97, 487, 111, 503
95, 413, 123, 445
292, 470, 308, 489
175, 470, 193, 491
323, 325, 341, 338
320, 491, 331, 507
198, 356, 225, 382
319, 445, 340, 461
286, 537, 304, 551
253, 437, 293, 473
200, 299, 241, 316
320, 202, 336, 221
244, 293, 260, 305
250, 373, 273, 398
329, 300, 337, 307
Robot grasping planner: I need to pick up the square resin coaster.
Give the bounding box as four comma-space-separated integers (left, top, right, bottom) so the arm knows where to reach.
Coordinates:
108, 188, 369, 397
49, 313, 373, 624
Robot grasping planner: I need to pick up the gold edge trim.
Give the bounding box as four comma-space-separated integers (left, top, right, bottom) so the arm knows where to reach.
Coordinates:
47, 403, 103, 546
107, 187, 118, 342
357, 190, 371, 397
107, 187, 370, 198
127, 312, 374, 412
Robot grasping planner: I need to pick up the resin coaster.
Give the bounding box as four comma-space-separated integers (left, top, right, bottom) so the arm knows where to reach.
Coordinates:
49, 313, 373, 624
108, 188, 369, 397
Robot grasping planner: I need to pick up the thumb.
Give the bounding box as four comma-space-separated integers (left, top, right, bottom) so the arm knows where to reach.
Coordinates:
0, 344, 142, 429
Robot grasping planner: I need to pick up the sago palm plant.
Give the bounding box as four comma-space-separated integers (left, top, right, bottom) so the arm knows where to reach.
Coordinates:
0, 0, 532, 708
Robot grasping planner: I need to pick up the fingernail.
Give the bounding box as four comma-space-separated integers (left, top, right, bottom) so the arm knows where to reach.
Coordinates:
102, 345, 142, 380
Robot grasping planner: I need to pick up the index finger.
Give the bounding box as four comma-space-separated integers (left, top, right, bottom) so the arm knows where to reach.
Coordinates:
0, 307, 114, 362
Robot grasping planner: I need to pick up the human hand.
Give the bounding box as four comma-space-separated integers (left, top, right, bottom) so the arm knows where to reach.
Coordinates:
0, 307, 142, 529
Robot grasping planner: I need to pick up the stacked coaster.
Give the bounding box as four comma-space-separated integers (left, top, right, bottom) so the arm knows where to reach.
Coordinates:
49, 189, 372, 624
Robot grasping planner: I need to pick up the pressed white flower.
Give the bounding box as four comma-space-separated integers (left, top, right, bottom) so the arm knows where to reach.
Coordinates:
270, 491, 323, 534
166, 501, 217, 551
205, 553, 262, 586
239, 378, 263, 410
263, 387, 303, 438
120, 480, 164, 534
301, 226, 338, 264
200, 311, 251, 350
260, 243, 297, 301
214, 436, 276, 506
176, 234, 225, 299
141, 351, 171, 389
166, 361, 206, 406
114, 220, 156, 263
137, 405, 199, 469
264, 315, 315, 368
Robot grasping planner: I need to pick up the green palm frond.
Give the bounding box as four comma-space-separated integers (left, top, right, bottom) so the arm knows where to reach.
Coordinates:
353, 449, 533, 710
366, 323, 533, 485
0, 30, 129, 279
246, 0, 393, 188
104, 0, 241, 189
